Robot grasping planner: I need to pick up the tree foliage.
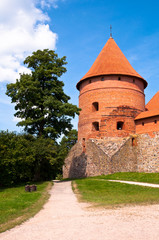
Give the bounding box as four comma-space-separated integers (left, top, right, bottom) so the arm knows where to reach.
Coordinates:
58, 129, 78, 160
0, 130, 78, 186
0, 131, 59, 186
6, 49, 79, 140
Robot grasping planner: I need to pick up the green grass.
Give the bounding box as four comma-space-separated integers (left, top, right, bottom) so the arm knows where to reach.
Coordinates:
94, 172, 159, 184
74, 173, 159, 207
0, 181, 52, 233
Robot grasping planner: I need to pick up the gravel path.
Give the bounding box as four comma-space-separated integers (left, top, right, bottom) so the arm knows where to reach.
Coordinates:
108, 180, 159, 188
1, 181, 159, 240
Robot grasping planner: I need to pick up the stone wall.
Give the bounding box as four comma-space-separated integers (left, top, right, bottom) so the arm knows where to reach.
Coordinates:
84, 140, 111, 176
136, 132, 159, 172
63, 141, 87, 179
63, 137, 137, 178
63, 140, 111, 178
63, 133, 159, 178
111, 137, 137, 173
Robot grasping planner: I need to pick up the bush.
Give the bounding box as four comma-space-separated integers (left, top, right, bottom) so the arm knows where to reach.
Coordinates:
55, 174, 63, 180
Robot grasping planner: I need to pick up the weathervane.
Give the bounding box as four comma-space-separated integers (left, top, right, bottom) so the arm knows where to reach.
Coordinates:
110, 25, 112, 38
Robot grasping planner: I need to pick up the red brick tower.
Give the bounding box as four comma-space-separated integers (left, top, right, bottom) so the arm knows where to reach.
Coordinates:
77, 37, 148, 140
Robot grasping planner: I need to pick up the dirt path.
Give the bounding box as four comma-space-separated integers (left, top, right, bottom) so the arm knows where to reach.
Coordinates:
1, 181, 159, 240
108, 179, 159, 188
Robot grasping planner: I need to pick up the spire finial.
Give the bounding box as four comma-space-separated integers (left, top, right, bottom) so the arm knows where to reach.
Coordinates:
110, 25, 112, 38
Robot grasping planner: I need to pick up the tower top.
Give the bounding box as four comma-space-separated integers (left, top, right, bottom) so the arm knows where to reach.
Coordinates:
77, 38, 147, 90
110, 25, 113, 38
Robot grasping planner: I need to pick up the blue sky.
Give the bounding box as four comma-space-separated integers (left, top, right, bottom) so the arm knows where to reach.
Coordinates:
0, 0, 159, 132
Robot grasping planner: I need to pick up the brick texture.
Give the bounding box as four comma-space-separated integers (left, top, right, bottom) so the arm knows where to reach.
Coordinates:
78, 75, 145, 140
135, 116, 159, 135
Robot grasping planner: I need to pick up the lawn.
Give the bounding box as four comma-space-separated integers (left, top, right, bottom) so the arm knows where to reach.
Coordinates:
0, 181, 52, 233
94, 172, 159, 184
74, 173, 159, 208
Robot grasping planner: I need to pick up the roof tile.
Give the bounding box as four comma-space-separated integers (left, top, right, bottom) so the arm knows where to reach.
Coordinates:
135, 109, 159, 120
136, 91, 159, 121
77, 38, 147, 89
146, 91, 159, 111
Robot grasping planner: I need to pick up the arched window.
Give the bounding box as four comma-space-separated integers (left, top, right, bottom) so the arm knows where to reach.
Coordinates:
117, 121, 124, 130
92, 122, 99, 131
92, 102, 99, 111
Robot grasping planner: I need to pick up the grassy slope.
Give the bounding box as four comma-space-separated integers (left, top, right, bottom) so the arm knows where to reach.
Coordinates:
74, 173, 159, 207
0, 181, 52, 233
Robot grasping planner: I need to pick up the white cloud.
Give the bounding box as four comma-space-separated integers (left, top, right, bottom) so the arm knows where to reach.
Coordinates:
12, 116, 22, 123
40, 0, 60, 9
0, 0, 58, 83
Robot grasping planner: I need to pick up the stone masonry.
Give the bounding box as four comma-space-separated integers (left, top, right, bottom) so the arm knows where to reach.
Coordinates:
63, 133, 159, 178
137, 132, 159, 173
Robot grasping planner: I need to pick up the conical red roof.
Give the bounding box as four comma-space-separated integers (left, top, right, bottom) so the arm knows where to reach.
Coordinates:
135, 91, 159, 121
77, 38, 147, 89
145, 91, 159, 111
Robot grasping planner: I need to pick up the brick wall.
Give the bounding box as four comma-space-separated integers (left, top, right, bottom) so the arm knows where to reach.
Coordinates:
78, 75, 145, 140
136, 116, 159, 134
99, 106, 140, 138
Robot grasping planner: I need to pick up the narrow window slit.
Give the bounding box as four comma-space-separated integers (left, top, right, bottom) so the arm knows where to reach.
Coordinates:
92, 102, 99, 111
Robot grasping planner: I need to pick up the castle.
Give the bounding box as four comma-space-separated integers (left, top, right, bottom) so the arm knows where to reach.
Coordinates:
63, 36, 159, 178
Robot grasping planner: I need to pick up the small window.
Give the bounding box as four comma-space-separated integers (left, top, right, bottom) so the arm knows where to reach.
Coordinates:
142, 122, 144, 126
154, 120, 157, 124
118, 77, 121, 80
92, 122, 99, 131
117, 121, 124, 130
92, 102, 99, 111
101, 77, 104, 81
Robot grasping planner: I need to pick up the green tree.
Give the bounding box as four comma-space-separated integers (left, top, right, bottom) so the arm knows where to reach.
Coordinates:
0, 131, 35, 185
6, 49, 79, 140
31, 137, 58, 181
57, 129, 78, 172
59, 129, 78, 157
0, 131, 60, 186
